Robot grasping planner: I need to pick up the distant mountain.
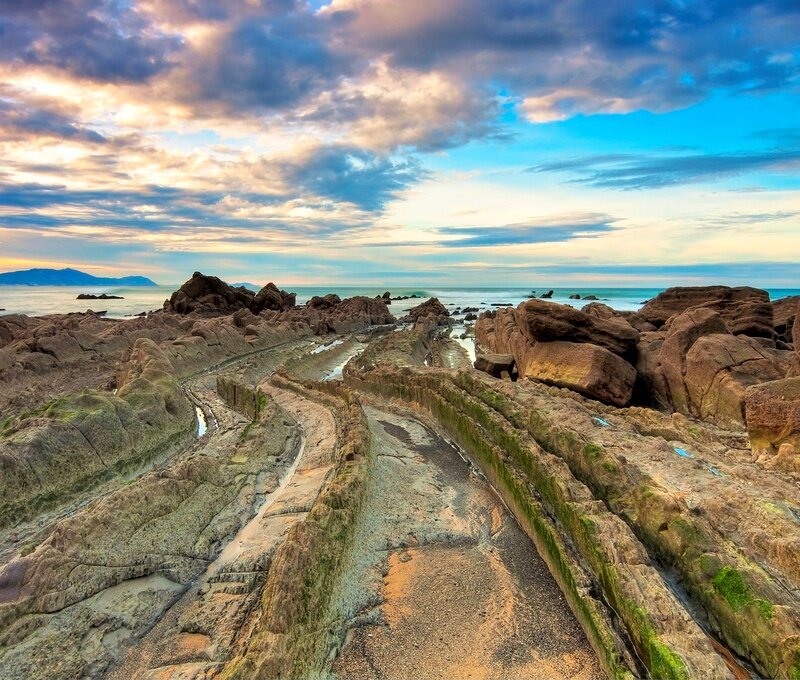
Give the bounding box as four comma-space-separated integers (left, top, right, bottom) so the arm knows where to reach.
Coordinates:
0, 268, 158, 287
230, 282, 262, 291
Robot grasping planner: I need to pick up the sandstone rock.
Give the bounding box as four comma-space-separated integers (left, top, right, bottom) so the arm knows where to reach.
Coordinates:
474, 353, 515, 379
640, 285, 773, 338
513, 299, 639, 359
634, 331, 670, 408
523, 340, 636, 406
252, 282, 296, 312
402, 298, 449, 324
746, 377, 800, 455
772, 295, 799, 344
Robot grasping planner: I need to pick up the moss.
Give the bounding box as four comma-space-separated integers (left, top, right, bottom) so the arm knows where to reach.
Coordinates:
583, 443, 604, 459
712, 566, 774, 620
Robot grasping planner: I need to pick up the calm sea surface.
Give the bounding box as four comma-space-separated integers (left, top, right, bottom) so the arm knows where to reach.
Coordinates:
1, 285, 798, 319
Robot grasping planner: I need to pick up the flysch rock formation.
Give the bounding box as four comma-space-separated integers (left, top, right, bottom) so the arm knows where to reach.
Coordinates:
0, 279, 799, 680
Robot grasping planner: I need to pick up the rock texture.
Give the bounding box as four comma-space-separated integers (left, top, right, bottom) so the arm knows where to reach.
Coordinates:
166, 272, 296, 316
640, 285, 773, 338
524, 340, 637, 406
773, 295, 800, 345
746, 377, 800, 457
473, 353, 515, 379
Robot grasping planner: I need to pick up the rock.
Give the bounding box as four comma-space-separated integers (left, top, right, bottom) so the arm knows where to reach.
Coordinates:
539, 290, 554, 298
474, 353, 515, 379
522, 340, 637, 406
464, 312, 477, 321
746, 377, 800, 455
317, 296, 395, 334
582, 302, 615, 319
76, 293, 124, 300
773, 295, 800, 343
657, 308, 789, 426
306, 293, 342, 310
640, 286, 773, 338
252, 282, 296, 312
165, 272, 255, 315
402, 298, 449, 324
582, 295, 599, 301
569, 294, 581, 299
634, 331, 670, 409
513, 299, 639, 359
463, 307, 479, 313
382, 291, 391, 299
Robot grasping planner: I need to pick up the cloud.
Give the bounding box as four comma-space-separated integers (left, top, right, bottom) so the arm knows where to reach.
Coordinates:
436, 213, 618, 246
529, 148, 800, 189
0, 0, 181, 82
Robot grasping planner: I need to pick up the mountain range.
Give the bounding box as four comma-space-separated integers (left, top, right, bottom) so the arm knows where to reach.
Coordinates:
0, 268, 157, 286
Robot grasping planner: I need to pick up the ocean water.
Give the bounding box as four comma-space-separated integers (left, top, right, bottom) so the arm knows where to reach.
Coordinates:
1, 284, 798, 319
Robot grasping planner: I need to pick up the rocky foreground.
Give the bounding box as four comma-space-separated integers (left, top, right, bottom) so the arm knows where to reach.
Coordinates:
0, 274, 799, 679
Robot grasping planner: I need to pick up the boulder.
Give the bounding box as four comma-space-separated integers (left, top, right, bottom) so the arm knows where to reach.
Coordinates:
640, 286, 773, 338
513, 299, 639, 359
474, 353, 515, 379
569, 294, 581, 300
318, 296, 395, 333
772, 295, 799, 344
306, 294, 342, 310
634, 331, 670, 409
539, 290, 554, 298
464, 312, 477, 321
252, 282, 296, 312
165, 272, 255, 315
402, 298, 449, 324
522, 341, 636, 406
746, 377, 800, 455
683, 333, 787, 427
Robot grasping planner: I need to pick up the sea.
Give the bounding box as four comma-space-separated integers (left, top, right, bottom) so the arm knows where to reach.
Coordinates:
1, 285, 799, 319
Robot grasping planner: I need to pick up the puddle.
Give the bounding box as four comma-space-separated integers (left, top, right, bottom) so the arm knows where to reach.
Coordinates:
195, 406, 208, 437
311, 338, 344, 354
450, 325, 476, 363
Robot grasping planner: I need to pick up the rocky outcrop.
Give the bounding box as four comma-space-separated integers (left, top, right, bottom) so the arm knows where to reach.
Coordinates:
773, 295, 799, 345
0, 338, 195, 528
165, 272, 295, 316
640, 286, 773, 338
312, 295, 395, 335
746, 377, 800, 459
253, 281, 296, 313
306, 293, 342, 310
658, 308, 788, 427
401, 297, 449, 325
476, 300, 639, 406
524, 341, 636, 406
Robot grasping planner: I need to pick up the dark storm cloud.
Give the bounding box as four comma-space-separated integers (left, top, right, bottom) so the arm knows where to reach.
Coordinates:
529, 148, 800, 189
0, 0, 180, 82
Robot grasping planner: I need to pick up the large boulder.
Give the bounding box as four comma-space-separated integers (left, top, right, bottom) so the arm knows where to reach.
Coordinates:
657, 307, 789, 427
746, 377, 800, 456
522, 340, 637, 406
514, 299, 639, 359
402, 297, 449, 324
252, 282, 296, 312
317, 296, 395, 334
165, 272, 255, 315
306, 294, 341, 310
640, 286, 773, 338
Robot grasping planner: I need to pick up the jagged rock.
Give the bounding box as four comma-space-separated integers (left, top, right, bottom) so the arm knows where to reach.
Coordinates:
634, 331, 670, 408
464, 312, 477, 321
773, 295, 800, 344
640, 286, 773, 338
317, 296, 395, 334
166, 272, 255, 315
76, 293, 123, 300
746, 377, 800, 456
522, 340, 636, 406
474, 353, 515, 379
402, 298, 449, 324
252, 282, 296, 312
539, 290, 554, 298
306, 293, 342, 310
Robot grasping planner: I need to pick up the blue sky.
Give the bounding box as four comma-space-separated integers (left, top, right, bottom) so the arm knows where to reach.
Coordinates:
0, 0, 798, 286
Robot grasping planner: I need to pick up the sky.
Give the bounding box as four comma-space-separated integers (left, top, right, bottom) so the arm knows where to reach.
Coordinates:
0, 0, 798, 287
